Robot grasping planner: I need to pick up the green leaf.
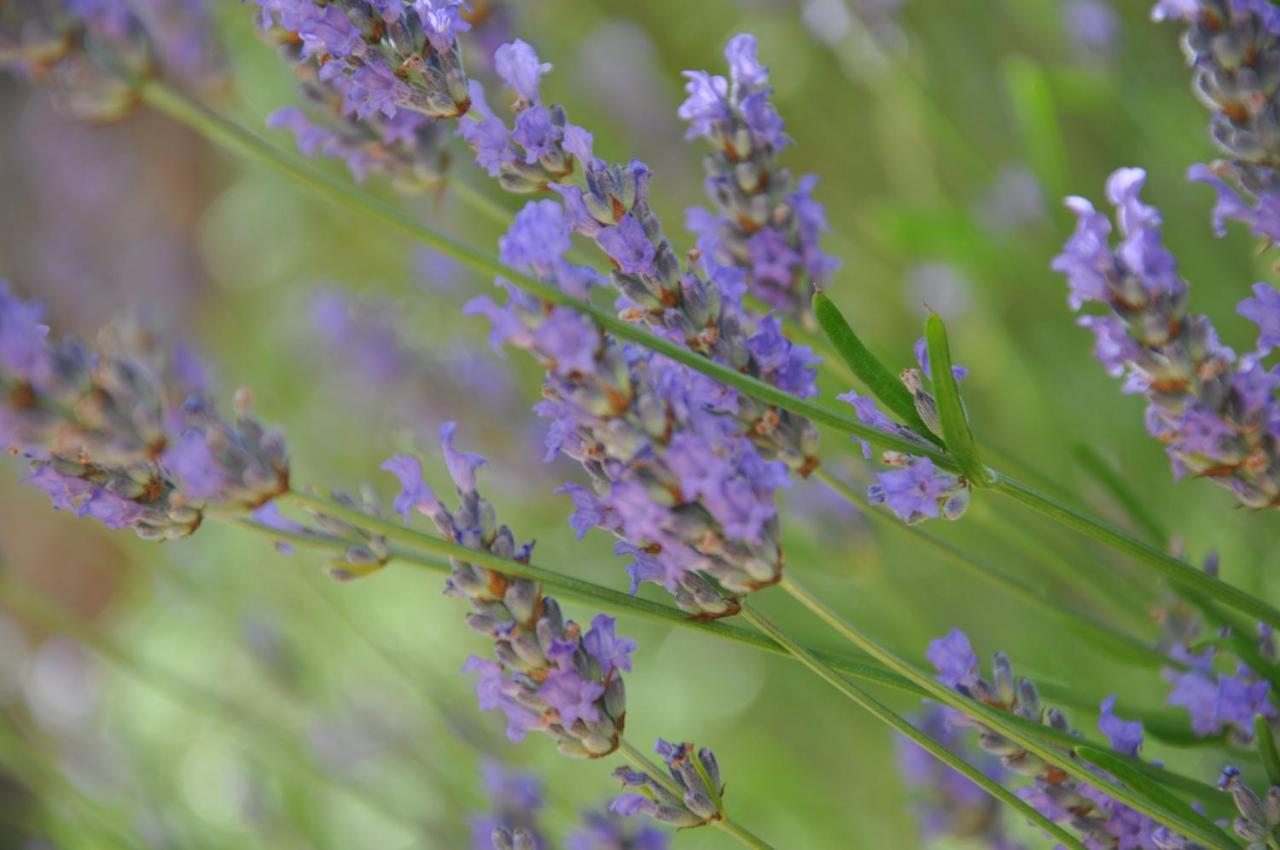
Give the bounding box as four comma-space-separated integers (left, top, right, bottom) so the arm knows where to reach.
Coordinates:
1256, 715, 1280, 787
811, 292, 939, 443
1075, 745, 1239, 849
924, 315, 990, 486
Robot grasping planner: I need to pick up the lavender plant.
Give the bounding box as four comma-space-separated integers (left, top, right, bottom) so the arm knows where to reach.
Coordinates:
1052, 167, 1280, 508
925, 629, 1217, 850
0, 0, 222, 118
13, 2, 1280, 848
1154, 0, 1280, 243
681, 35, 839, 323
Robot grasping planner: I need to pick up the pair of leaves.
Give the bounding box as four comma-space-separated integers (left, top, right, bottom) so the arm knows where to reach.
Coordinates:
813, 292, 990, 485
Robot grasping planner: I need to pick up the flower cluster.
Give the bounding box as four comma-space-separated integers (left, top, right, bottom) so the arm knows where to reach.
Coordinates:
260, 12, 823, 477
1153, 0, 1280, 242
611, 739, 727, 830
926, 629, 1201, 850
894, 705, 1027, 850
472, 763, 668, 850
681, 34, 839, 323
467, 201, 789, 616
256, 0, 475, 188
1153, 565, 1277, 743
1216, 767, 1280, 849
836, 340, 972, 524
1052, 168, 1280, 508
0, 283, 289, 538
1, 0, 222, 119
383, 421, 633, 757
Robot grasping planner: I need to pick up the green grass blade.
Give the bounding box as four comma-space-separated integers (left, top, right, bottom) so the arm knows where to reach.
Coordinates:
1256, 716, 1280, 787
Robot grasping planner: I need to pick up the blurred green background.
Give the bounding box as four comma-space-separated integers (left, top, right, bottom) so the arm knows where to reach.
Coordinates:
2, 0, 1279, 847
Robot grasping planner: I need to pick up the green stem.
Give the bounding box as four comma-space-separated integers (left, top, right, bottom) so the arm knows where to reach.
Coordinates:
737, 603, 1089, 850
991, 472, 1280, 633
813, 468, 1176, 673
775, 575, 1238, 848
615, 740, 776, 850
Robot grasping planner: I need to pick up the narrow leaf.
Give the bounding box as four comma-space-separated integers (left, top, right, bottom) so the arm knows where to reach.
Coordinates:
1256, 715, 1280, 787
812, 292, 939, 444
1076, 745, 1238, 848
924, 315, 990, 486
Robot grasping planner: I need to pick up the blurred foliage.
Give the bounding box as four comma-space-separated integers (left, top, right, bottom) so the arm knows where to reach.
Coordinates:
1, 0, 1279, 848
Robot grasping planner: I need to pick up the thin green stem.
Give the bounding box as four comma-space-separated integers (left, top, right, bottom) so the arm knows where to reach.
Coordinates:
737, 603, 1089, 850
775, 575, 1238, 849
990, 472, 1280, 633
813, 467, 1174, 672
615, 740, 776, 850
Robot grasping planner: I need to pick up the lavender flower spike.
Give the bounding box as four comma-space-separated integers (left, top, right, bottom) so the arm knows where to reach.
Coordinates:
471, 763, 549, 850
894, 705, 1027, 849
2, 0, 224, 119
0, 283, 289, 538
927, 629, 1205, 849
835, 335, 974, 525
1051, 168, 1280, 508
681, 34, 839, 323
1215, 767, 1280, 848
611, 740, 726, 830
386, 421, 630, 757
1153, 1, 1280, 241
467, 201, 790, 617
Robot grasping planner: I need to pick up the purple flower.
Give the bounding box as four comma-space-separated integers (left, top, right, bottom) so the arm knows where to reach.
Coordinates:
459, 81, 517, 177
346, 62, 410, 120
539, 667, 603, 728
1098, 695, 1143, 756
499, 200, 573, 270
610, 794, 658, 818
912, 338, 968, 383
381, 454, 442, 521
1076, 315, 1140, 377
567, 811, 668, 850
512, 105, 560, 163
463, 657, 541, 742
413, 0, 471, 53
1240, 283, 1280, 355
534, 309, 599, 377
677, 71, 729, 140
598, 215, 656, 276
0, 282, 52, 383
440, 421, 486, 494
869, 459, 952, 523
724, 34, 768, 88
745, 229, 801, 288
926, 629, 979, 689
495, 39, 551, 103
583, 615, 637, 676
164, 431, 227, 501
